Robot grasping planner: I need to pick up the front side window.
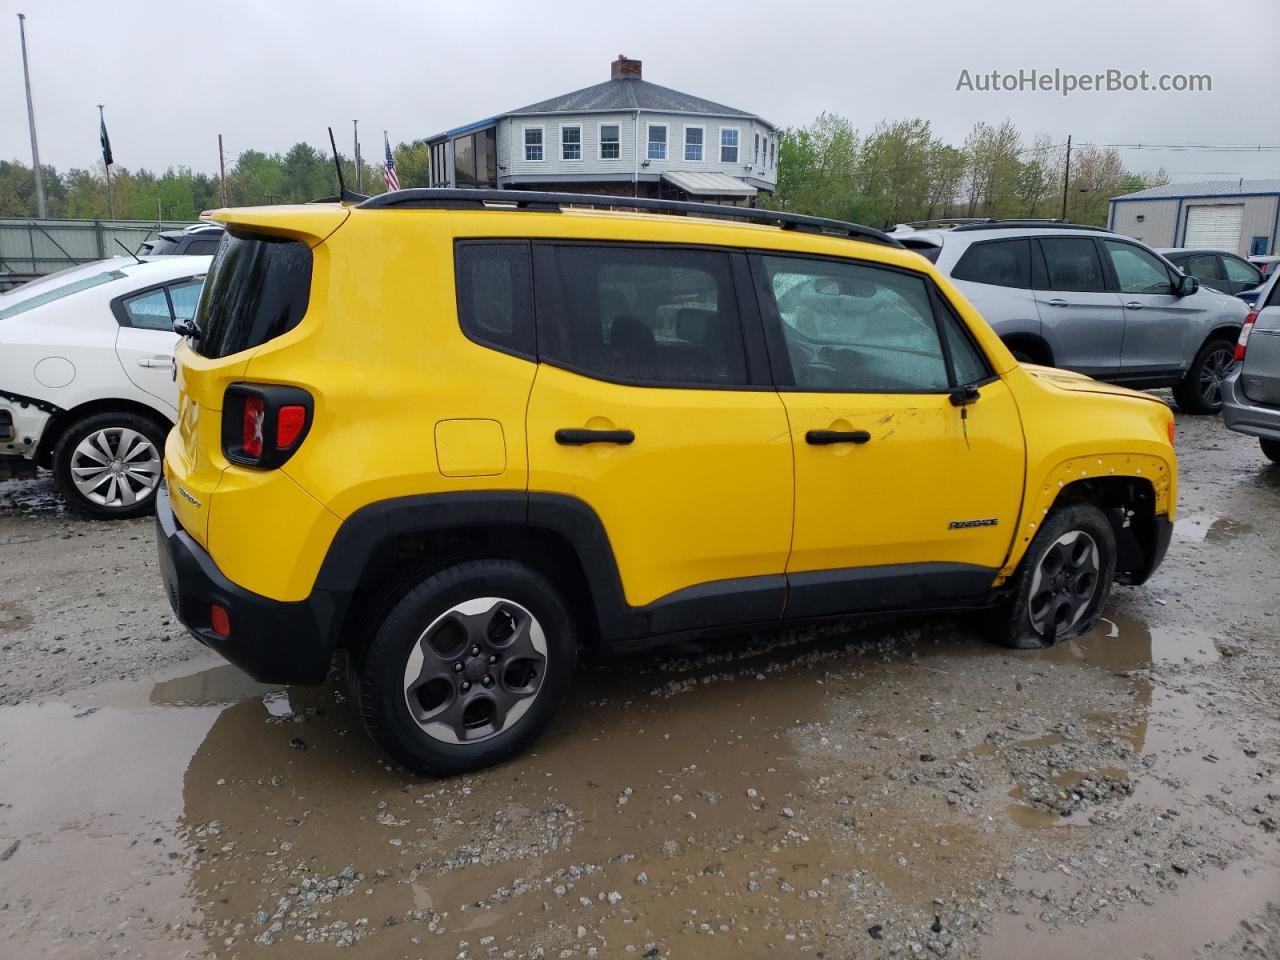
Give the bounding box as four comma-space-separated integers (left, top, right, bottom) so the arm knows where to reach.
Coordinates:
720, 128, 739, 163
1180, 254, 1221, 281
121, 288, 173, 331
523, 127, 543, 162
1100, 239, 1174, 295
647, 124, 667, 160
1222, 255, 1262, 285
561, 125, 581, 161
544, 245, 748, 387
1037, 237, 1108, 293
684, 126, 703, 161
599, 124, 620, 160
454, 242, 534, 358
761, 255, 982, 392
952, 239, 1032, 288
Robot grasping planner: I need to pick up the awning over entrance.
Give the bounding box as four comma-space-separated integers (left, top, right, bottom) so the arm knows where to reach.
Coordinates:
661, 171, 757, 198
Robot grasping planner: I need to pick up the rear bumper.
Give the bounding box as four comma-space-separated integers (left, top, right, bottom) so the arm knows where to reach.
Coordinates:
0, 391, 55, 461
1221, 367, 1280, 442
154, 485, 339, 685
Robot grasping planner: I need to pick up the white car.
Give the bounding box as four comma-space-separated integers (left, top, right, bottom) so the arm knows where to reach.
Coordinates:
0, 255, 211, 518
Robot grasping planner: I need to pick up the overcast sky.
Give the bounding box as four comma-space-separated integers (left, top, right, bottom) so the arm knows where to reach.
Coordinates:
3, 0, 1277, 183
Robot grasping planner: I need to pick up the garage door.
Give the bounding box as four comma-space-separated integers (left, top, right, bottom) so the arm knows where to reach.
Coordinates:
1184, 204, 1244, 249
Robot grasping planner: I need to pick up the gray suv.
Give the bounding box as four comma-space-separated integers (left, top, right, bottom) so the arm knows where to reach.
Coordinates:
1222, 269, 1280, 462
897, 222, 1250, 413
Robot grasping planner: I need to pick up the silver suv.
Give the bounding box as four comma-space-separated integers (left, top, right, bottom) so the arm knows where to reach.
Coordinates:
895, 221, 1250, 413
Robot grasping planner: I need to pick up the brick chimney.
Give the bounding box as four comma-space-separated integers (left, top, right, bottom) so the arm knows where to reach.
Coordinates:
611, 55, 642, 80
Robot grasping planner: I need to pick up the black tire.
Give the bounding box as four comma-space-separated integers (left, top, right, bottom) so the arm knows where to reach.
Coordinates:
988, 503, 1117, 650
1172, 337, 1235, 414
351, 559, 577, 775
1261, 438, 1280, 464
51, 410, 168, 520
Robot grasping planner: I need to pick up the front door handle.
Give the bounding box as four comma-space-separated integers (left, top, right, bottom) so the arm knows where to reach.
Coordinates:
1046, 298, 1069, 307
137, 356, 175, 368
806, 429, 871, 445
1124, 301, 1145, 309
555, 428, 635, 446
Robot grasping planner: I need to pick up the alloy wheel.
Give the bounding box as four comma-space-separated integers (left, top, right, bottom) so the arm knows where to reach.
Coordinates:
1198, 345, 1234, 408
1027, 530, 1100, 641
402, 597, 548, 744
70, 427, 162, 509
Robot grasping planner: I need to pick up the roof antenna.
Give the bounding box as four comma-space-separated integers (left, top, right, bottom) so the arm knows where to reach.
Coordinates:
114, 238, 144, 265
320, 126, 367, 204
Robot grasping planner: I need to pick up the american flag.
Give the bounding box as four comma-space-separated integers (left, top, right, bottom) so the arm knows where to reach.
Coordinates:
383, 134, 400, 191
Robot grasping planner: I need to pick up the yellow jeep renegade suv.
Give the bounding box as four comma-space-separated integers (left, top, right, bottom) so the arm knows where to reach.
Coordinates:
155, 189, 1176, 775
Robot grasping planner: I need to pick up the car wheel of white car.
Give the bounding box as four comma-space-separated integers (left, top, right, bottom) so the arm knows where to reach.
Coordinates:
52, 411, 167, 520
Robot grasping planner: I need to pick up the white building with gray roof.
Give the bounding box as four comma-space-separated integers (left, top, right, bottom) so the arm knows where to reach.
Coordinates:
1109, 179, 1280, 257
426, 56, 779, 204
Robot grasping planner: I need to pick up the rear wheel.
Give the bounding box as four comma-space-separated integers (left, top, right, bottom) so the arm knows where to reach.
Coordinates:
51, 411, 167, 520
1261, 438, 1280, 463
988, 503, 1117, 650
1172, 337, 1234, 414
351, 559, 577, 775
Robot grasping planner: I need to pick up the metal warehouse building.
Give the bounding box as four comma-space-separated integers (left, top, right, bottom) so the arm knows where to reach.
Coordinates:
1108, 179, 1280, 258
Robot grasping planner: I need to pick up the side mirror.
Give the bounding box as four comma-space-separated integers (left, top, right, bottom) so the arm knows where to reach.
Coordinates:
173, 318, 198, 338
1176, 274, 1200, 297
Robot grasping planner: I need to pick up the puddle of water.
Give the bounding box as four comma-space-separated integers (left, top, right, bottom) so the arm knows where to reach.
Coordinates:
1173, 513, 1255, 544
1033, 612, 1220, 668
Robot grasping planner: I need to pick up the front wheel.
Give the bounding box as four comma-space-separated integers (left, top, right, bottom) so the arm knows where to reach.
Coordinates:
988, 503, 1117, 650
1172, 337, 1235, 414
51, 411, 167, 520
351, 559, 577, 775
1261, 438, 1280, 463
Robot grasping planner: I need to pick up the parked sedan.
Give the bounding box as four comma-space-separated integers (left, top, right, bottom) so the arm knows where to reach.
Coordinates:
0, 255, 210, 517
1159, 247, 1267, 305
1222, 269, 1280, 463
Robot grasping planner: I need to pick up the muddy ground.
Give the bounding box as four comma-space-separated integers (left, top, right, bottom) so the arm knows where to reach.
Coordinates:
1, 410, 1277, 960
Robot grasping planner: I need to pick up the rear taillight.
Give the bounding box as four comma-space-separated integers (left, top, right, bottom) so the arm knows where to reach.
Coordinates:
1235, 311, 1258, 361
222, 384, 313, 468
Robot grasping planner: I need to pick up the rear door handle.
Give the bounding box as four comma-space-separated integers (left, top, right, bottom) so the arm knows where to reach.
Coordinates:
806, 429, 871, 445
137, 356, 175, 368
1125, 301, 1145, 309
555, 428, 635, 446
1046, 298, 1069, 307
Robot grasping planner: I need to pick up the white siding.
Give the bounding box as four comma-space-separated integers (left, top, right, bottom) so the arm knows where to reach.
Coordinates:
494, 112, 778, 188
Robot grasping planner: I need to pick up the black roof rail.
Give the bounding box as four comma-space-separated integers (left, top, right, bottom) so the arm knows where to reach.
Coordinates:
950, 219, 1110, 233
357, 188, 903, 248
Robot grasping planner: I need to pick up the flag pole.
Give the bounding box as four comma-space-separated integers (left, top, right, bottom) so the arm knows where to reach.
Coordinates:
98, 103, 114, 219
17, 13, 48, 218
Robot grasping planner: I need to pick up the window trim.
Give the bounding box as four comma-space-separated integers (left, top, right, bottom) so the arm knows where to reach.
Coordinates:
522, 124, 545, 163
646, 122, 668, 161
109, 275, 205, 330
597, 122, 621, 161
747, 250, 996, 395
534, 240, 774, 392
720, 126, 741, 164
560, 124, 582, 162
682, 124, 704, 162
453, 239, 537, 362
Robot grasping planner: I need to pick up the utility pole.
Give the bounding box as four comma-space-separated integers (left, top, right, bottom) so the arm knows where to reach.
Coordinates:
98, 104, 114, 219
17, 13, 48, 219
1061, 134, 1072, 221
218, 133, 228, 207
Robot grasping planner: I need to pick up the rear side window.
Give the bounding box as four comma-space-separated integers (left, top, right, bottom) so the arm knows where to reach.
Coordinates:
183, 238, 222, 256
952, 239, 1031, 288
120, 288, 174, 331
544, 245, 748, 387
193, 233, 312, 358
454, 242, 535, 358
1037, 237, 1107, 293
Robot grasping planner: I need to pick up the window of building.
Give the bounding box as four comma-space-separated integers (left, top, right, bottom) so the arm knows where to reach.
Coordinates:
952, 239, 1033, 288
599, 124, 620, 160
454, 242, 535, 358
523, 126, 544, 162
720, 128, 739, 163
759, 255, 985, 392
561, 125, 582, 161
647, 124, 667, 161
453, 128, 498, 186
754, 133, 760, 166
543, 245, 749, 387
684, 126, 704, 162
